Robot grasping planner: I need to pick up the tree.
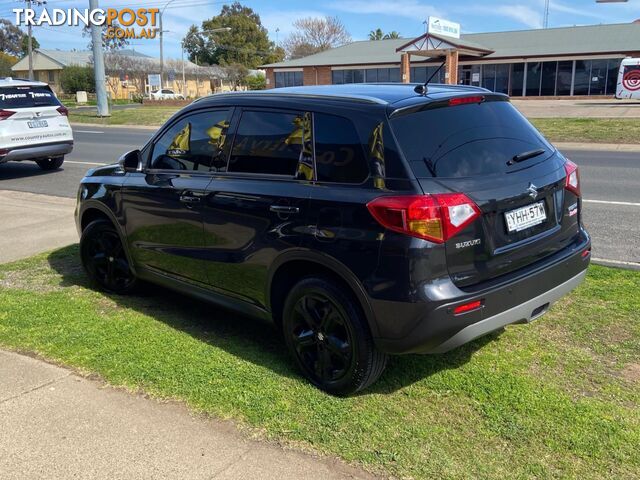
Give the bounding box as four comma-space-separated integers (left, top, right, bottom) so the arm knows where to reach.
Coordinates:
82, 23, 130, 52
283, 16, 351, 60
369, 29, 384, 41
20, 35, 40, 56
0, 52, 17, 77
224, 63, 248, 90
60, 66, 95, 94
369, 28, 400, 40
0, 19, 27, 57
184, 2, 284, 68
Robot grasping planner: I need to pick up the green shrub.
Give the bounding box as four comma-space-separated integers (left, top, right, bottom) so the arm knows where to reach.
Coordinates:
60, 66, 95, 94
244, 73, 266, 91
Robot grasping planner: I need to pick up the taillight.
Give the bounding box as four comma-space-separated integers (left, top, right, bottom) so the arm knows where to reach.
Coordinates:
366, 193, 481, 243
564, 159, 580, 196
0, 109, 15, 120
56, 106, 69, 116
449, 95, 485, 106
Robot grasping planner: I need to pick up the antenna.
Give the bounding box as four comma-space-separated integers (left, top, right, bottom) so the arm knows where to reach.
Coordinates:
414, 58, 446, 95
543, 0, 550, 28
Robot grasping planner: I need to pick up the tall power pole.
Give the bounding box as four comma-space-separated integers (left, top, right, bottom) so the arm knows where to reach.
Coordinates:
27, 0, 33, 79
89, 0, 110, 116
17, 0, 45, 80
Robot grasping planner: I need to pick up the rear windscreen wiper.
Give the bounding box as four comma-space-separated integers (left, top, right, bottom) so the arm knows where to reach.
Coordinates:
508, 148, 546, 166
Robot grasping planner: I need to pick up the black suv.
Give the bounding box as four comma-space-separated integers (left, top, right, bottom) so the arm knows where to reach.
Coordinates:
75, 84, 590, 395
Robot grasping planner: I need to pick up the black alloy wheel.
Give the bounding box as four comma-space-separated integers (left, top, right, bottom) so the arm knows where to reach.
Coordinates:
283, 277, 387, 396
80, 219, 137, 294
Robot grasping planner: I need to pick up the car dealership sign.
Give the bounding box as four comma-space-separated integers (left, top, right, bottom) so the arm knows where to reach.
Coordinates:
427, 16, 461, 39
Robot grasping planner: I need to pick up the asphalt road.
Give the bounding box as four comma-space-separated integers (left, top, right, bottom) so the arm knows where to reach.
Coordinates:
0, 126, 638, 267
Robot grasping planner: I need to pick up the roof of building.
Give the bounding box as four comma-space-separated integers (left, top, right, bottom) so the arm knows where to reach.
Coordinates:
263, 22, 640, 68
11, 48, 227, 78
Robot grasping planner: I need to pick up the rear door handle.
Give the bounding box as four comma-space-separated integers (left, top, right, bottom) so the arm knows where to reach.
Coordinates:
270, 205, 300, 215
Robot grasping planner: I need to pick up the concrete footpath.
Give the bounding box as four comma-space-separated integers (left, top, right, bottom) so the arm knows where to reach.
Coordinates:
0, 190, 77, 264
0, 350, 375, 480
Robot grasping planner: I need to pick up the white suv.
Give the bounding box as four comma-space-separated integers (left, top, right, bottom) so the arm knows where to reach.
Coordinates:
0, 78, 73, 170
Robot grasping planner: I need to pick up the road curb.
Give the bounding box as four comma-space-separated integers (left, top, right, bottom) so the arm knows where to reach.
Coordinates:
70, 123, 158, 131
554, 142, 640, 152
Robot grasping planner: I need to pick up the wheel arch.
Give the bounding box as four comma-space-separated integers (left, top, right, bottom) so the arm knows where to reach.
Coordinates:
267, 250, 380, 337
79, 201, 137, 275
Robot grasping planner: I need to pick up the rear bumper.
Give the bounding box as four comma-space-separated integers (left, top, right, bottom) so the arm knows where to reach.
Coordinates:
428, 269, 586, 353
0, 141, 73, 163
373, 229, 591, 354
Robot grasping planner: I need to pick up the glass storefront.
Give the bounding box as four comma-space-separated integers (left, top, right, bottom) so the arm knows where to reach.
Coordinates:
320, 58, 624, 96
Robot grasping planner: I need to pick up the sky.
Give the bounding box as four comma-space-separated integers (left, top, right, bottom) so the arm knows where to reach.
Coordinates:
0, 0, 639, 60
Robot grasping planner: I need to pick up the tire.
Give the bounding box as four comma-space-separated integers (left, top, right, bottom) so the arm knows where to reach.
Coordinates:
80, 219, 138, 294
282, 277, 388, 396
36, 156, 64, 170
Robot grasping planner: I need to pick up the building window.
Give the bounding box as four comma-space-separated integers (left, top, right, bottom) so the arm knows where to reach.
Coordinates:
606, 58, 621, 95
332, 68, 401, 85
589, 59, 608, 95
540, 61, 557, 96
510, 63, 525, 96
525, 62, 542, 96
47, 71, 55, 83
274, 71, 303, 88
481, 64, 496, 91
573, 60, 591, 96
495, 64, 510, 94
556, 61, 573, 96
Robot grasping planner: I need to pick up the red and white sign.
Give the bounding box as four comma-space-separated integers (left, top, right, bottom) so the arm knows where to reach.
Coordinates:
622, 66, 640, 91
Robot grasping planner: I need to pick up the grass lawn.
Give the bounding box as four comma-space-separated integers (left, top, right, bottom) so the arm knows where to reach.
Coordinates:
531, 118, 640, 144
1, 246, 638, 479
68, 106, 179, 126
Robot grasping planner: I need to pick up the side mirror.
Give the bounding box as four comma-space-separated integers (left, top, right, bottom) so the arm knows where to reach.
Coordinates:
118, 149, 142, 173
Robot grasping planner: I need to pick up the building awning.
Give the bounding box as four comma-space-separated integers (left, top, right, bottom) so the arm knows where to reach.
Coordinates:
395, 32, 494, 58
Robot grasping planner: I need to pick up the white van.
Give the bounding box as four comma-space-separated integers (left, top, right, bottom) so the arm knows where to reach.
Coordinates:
616, 58, 640, 100
0, 78, 73, 170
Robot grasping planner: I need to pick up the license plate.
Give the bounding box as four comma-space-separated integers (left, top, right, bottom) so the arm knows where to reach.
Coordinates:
505, 201, 546, 233
27, 120, 48, 129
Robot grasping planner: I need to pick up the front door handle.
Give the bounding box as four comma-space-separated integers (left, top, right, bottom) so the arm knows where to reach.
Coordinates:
270, 205, 300, 215
180, 194, 201, 204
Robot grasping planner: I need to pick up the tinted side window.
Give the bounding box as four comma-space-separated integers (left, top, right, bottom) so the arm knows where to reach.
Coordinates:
229, 110, 308, 176
314, 113, 368, 183
150, 110, 231, 171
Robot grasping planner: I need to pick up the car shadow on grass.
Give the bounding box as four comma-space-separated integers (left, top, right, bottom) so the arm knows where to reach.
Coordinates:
47, 244, 500, 394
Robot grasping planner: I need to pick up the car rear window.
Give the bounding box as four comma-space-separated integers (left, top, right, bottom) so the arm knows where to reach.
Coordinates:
390, 99, 553, 178
0, 86, 60, 109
